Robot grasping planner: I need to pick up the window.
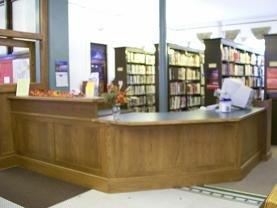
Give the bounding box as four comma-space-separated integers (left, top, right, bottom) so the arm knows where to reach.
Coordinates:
12, 0, 39, 33
0, 0, 47, 92
0, 0, 6, 29
0, 38, 35, 85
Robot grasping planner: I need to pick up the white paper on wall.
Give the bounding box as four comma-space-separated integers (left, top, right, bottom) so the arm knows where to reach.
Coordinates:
12, 58, 30, 83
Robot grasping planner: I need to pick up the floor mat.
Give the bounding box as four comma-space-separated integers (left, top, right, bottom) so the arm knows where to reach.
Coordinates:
0, 167, 88, 208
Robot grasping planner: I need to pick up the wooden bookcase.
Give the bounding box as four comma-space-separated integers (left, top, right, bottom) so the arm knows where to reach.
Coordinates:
204, 38, 264, 106
114, 47, 156, 112
155, 43, 205, 112
264, 34, 277, 145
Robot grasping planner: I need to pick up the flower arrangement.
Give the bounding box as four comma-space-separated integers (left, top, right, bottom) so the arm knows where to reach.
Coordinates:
102, 82, 128, 106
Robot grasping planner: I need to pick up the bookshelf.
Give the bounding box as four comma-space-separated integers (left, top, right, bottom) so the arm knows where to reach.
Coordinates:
155, 44, 205, 111
114, 47, 156, 112
204, 38, 264, 106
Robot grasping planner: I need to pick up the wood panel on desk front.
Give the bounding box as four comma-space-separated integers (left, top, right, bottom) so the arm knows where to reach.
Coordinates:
11, 113, 109, 176
13, 116, 55, 161
10, 99, 98, 118
105, 123, 238, 178
7, 97, 267, 192
253, 99, 272, 159
0, 93, 15, 156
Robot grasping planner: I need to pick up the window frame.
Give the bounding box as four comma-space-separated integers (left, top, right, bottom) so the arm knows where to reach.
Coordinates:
0, 0, 48, 92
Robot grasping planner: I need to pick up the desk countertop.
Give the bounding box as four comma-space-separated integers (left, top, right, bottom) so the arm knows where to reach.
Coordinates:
97, 107, 265, 126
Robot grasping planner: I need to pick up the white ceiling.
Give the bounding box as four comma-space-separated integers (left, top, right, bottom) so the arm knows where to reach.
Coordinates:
69, 0, 277, 29
168, 0, 277, 28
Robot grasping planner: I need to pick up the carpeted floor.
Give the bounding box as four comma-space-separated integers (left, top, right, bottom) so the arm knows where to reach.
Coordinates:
0, 167, 88, 208
211, 145, 277, 196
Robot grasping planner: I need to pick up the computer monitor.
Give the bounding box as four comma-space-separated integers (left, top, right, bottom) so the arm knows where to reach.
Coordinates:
221, 78, 254, 109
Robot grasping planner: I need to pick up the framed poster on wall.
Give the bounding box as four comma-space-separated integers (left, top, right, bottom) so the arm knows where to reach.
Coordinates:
90, 43, 107, 94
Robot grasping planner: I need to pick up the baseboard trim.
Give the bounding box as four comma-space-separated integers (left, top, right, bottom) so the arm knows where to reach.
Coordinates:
240, 151, 261, 178
0, 152, 263, 193
263, 149, 272, 161
16, 155, 110, 192
0, 154, 17, 170
105, 168, 242, 193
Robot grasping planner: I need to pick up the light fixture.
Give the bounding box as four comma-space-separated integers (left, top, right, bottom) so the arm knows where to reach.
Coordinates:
251, 27, 271, 39
197, 32, 212, 42
224, 29, 240, 41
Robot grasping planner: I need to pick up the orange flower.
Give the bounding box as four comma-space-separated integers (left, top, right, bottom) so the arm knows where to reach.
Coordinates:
102, 82, 128, 106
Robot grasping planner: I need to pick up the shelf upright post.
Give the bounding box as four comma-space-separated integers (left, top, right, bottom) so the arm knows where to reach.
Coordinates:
159, 0, 168, 112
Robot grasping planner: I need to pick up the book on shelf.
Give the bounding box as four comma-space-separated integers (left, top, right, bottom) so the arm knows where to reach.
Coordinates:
116, 47, 156, 112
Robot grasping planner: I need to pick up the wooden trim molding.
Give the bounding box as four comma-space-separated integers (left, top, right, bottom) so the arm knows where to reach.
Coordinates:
39, 0, 49, 89
0, 37, 35, 47
0, 154, 17, 170
0, 29, 43, 40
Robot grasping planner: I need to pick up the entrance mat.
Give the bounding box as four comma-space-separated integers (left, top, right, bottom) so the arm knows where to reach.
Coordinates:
0, 167, 89, 208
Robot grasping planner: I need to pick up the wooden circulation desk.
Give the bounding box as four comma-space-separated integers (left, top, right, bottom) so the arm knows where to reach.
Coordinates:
4, 97, 268, 192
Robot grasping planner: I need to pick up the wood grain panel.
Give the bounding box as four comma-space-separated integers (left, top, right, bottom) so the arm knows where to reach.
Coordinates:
10, 99, 98, 118
0, 93, 14, 156
0, 154, 17, 170
254, 99, 272, 159
16, 155, 109, 192
13, 117, 55, 161
7, 97, 267, 193
54, 124, 103, 174
106, 123, 238, 178
239, 114, 265, 164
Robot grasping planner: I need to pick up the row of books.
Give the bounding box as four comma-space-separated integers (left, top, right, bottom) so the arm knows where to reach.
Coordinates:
168, 49, 201, 67
145, 54, 155, 65
126, 51, 155, 65
146, 66, 155, 74
221, 46, 264, 65
245, 65, 262, 76
169, 68, 186, 80
187, 68, 201, 80
169, 95, 203, 111
128, 95, 156, 106
169, 67, 201, 81
222, 63, 244, 76
245, 77, 263, 88
254, 89, 264, 100
126, 51, 146, 64
127, 75, 155, 84
170, 82, 186, 95
170, 82, 201, 95
170, 96, 187, 110
126, 85, 155, 96
187, 96, 202, 107
133, 105, 156, 112
127, 64, 155, 75
187, 83, 201, 95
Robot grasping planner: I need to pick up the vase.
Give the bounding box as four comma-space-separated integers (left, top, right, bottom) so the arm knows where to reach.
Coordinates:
112, 105, 121, 120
